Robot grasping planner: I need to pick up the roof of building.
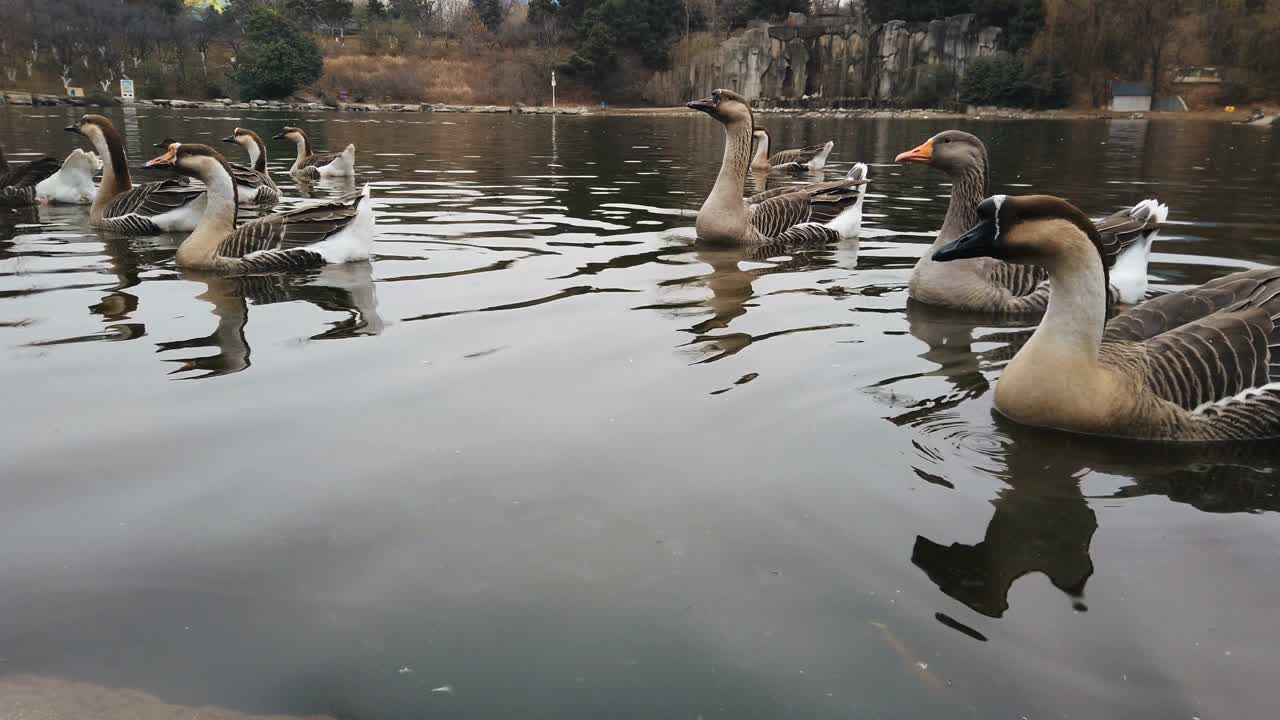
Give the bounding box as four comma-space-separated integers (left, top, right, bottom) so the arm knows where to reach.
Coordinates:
1111, 81, 1152, 97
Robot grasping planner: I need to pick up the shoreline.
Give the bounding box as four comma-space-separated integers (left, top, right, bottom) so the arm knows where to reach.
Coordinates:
3, 91, 1273, 125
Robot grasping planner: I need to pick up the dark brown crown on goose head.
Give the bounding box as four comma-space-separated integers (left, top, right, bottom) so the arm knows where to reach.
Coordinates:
66, 114, 129, 186
934, 194, 1110, 289
686, 89, 753, 126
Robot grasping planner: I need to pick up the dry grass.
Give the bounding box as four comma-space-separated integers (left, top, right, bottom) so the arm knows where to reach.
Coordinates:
316, 49, 582, 105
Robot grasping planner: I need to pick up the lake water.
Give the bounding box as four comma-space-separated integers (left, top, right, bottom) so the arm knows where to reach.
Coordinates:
2, 106, 1279, 719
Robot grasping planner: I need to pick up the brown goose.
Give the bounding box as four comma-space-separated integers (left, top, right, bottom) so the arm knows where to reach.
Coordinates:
750, 129, 834, 173
896, 130, 1165, 313
688, 89, 868, 246
144, 143, 374, 273
155, 134, 279, 207
273, 126, 356, 179
935, 194, 1280, 441
0, 145, 61, 206
66, 115, 206, 234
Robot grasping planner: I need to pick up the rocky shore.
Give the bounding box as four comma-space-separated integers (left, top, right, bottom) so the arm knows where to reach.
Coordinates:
2, 90, 1266, 124
0, 91, 590, 115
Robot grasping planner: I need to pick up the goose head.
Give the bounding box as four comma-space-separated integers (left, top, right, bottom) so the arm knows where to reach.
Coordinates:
65, 114, 118, 146
223, 127, 260, 149
895, 130, 986, 175
934, 194, 1104, 268
272, 126, 306, 143
144, 142, 231, 182
687, 89, 752, 126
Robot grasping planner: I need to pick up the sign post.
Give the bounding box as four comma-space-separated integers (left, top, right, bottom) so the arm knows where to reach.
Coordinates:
119, 77, 135, 103
551, 70, 556, 109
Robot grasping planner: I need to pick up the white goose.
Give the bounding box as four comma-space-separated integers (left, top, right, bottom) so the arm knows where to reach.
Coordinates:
144, 143, 374, 272
35, 149, 103, 205
66, 115, 206, 234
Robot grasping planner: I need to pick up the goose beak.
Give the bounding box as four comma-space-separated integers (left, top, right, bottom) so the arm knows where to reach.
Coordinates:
895, 140, 933, 164
933, 217, 999, 262
221, 136, 236, 144
686, 96, 716, 115
143, 145, 179, 169
271, 131, 285, 140
64, 123, 80, 134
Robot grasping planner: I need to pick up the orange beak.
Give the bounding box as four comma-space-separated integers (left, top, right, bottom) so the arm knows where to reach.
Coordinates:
144, 144, 179, 169
895, 140, 933, 164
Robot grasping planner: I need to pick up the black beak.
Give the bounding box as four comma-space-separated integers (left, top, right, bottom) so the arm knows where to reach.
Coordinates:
221, 136, 236, 144
64, 124, 79, 133
933, 217, 1000, 262
271, 132, 285, 140
686, 97, 716, 115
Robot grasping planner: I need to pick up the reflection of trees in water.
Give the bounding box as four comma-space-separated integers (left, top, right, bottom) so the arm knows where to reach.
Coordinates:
160, 264, 383, 380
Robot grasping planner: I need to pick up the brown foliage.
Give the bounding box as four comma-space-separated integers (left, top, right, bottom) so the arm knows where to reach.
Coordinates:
317, 48, 580, 104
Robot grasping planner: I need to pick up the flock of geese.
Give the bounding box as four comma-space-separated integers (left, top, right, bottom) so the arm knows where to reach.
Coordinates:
3, 95, 1279, 443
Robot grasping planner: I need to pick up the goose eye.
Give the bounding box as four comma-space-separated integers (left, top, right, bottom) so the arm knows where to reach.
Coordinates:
943, 138, 952, 143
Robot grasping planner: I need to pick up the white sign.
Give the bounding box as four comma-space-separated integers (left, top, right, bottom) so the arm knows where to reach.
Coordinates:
119, 78, 135, 102
67, 86, 85, 98
551, 70, 556, 88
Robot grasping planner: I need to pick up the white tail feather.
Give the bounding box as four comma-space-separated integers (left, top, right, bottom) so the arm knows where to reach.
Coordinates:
1110, 198, 1167, 304
826, 163, 869, 238
808, 140, 835, 170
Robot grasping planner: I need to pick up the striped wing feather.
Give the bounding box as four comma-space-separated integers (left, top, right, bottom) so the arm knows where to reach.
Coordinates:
103, 179, 204, 220
1104, 268, 1280, 343
769, 144, 826, 166
301, 151, 344, 170
1094, 203, 1159, 264
1132, 308, 1275, 411
217, 190, 365, 270
228, 161, 265, 190
0, 185, 38, 206
747, 176, 864, 240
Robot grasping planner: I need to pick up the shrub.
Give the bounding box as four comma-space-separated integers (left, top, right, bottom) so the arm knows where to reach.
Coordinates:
235, 7, 323, 99
959, 55, 1023, 106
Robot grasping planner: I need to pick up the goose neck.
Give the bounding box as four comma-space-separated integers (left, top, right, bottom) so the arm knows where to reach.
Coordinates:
935, 160, 988, 248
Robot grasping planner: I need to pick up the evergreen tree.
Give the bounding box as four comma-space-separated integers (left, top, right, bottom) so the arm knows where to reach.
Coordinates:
235, 6, 323, 99
471, 0, 504, 31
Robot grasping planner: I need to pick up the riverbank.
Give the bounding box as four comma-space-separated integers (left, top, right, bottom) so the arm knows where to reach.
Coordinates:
3, 90, 1273, 124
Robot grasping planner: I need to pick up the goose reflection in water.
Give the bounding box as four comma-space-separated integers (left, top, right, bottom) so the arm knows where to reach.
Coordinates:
647, 244, 847, 364
911, 416, 1280, 623
291, 172, 358, 200
158, 263, 383, 380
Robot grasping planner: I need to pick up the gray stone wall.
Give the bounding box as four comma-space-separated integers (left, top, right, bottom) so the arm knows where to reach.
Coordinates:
643, 11, 1004, 106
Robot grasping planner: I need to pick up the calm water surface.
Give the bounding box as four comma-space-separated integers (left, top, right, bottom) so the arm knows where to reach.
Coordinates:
2, 107, 1279, 719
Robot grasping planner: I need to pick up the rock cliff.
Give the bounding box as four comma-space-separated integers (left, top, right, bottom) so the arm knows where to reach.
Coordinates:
643, 11, 1004, 106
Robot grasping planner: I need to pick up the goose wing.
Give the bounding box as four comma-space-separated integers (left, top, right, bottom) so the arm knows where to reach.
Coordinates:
1104, 268, 1280, 343
769, 144, 828, 166
1132, 306, 1278, 413
1094, 201, 1161, 262
217, 190, 366, 270
103, 179, 204, 220
228, 161, 265, 189
748, 175, 866, 239
746, 176, 851, 205
300, 151, 344, 170
0, 156, 60, 187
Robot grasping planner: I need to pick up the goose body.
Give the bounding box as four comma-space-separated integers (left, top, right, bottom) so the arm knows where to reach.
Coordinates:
67, 115, 206, 234
0, 146, 61, 206
751, 129, 834, 173
275, 126, 356, 179
689, 90, 868, 247
935, 194, 1280, 441
145, 143, 375, 273
896, 131, 1165, 313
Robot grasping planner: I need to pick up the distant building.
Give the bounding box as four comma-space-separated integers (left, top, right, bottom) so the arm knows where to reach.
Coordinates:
1110, 81, 1152, 112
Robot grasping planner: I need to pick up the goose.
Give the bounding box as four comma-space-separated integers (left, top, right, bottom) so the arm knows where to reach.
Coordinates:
0, 145, 60, 206
934, 193, 1280, 441
273, 126, 356, 179
750, 129, 834, 173
688, 89, 868, 246
896, 130, 1165, 313
154, 131, 280, 206
144, 143, 374, 272
66, 115, 206, 234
